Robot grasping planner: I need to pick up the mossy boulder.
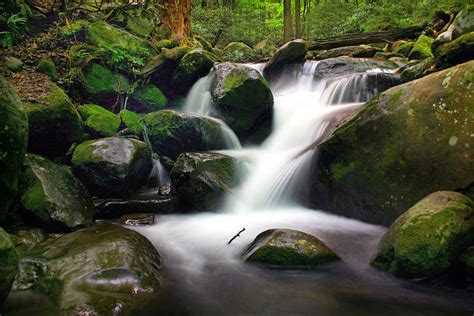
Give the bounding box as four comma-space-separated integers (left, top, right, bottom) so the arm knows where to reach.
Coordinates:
72, 137, 152, 198
408, 35, 434, 60
371, 191, 474, 278
172, 49, 220, 94
37, 58, 59, 81
19, 154, 94, 232
313, 57, 399, 78
210, 62, 274, 141
13, 223, 162, 315
433, 32, 474, 69
170, 152, 243, 211
128, 84, 168, 113
20, 81, 82, 157
119, 109, 144, 136
81, 63, 130, 107
143, 110, 230, 161
263, 39, 308, 77
221, 42, 257, 63
86, 21, 153, 57
78, 104, 120, 138
310, 61, 474, 226
0, 228, 19, 304
392, 41, 415, 57
400, 57, 435, 82
11, 227, 47, 254
242, 229, 340, 268
452, 5, 474, 39
0, 78, 28, 222
5, 56, 23, 71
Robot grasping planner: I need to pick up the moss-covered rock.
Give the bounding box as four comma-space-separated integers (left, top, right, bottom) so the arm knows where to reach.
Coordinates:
313, 57, 399, 78
452, 5, 474, 39
0, 78, 28, 222
11, 227, 47, 254
433, 32, 474, 69
59, 19, 89, 38
19, 81, 82, 157
143, 110, 230, 161
19, 154, 94, 232
310, 61, 474, 226
119, 109, 144, 136
129, 84, 168, 113
37, 58, 59, 81
194, 35, 213, 51
374, 52, 404, 59
371, 192, 474, 278
13, 223, 161, 314
78, 104, 120, 138
392, 41, 415, 57
243, 229, 340, 268
408, 35, 434, 60
0, 228, 19, 304
170, 152, 243, 211
263, 39, 308, 77
400, 57, 436, 82
5, 56, 23, 71
221, 42, 257, 63
71, 137, 152, 198
172, 48, 220, 94
210, 62, 274, 141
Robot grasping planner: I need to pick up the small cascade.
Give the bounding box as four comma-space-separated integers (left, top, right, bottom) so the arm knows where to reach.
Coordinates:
148, 157, 171, 194
183, 72, 214, 116
208, 117, 242, 150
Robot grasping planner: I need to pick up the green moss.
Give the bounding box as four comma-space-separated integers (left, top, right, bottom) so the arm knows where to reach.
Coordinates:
37, 58, 59, 81
78, 104, 120, 137
119, 110, 143, 135
393, 41, 415, 56
434, 32, 474, 69
222, 42, 257, 63
59, 19, 89, 38
5, 56, 23, 71
172, 49, 220, 91
130, 84, 168, 113
82, 63, 130, 95
0, 228, 19, 303
249, 245, 339, 266
331, 162, 356, 182
408, 35, 434, 60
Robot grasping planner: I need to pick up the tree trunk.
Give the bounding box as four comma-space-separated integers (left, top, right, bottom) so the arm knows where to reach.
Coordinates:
283, 0, 293, 43
158, 0, 192, 39
295, 0, 301, 38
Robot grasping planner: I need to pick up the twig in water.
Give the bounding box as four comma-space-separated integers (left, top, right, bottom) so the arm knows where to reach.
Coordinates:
227, 228, 245, 245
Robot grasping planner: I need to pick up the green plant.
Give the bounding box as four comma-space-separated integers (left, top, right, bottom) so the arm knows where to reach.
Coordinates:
0, 12, 27, 49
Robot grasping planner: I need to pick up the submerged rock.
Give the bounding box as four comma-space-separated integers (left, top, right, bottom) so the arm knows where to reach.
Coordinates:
71, 137, 152, 198
408, 35, 434, 60
14, 223, 162, 315
0, 228, 19, 304
243, 229, 340, 268
210, 62, 274, 141
371, 191, 474, 278
19, 154, 94, 232
78, 104, 120, 138
264, 39, 308, 77
171, 152, 243, 211
0, 78, 28, 222
221, 42, 257, 63
313, 57, 399, 78
310, 61, 474, 225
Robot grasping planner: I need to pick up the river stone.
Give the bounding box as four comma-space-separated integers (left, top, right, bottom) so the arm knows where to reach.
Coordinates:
221, 42, 257, 63
0, 228, 19, 304
170, 152, 243, 211
310, 61, 474, 226
5, 56, 23, 71
408, 35, 434, 60
19, 154, 94, 232
313, 57, 399, 78
94, 196, 177, 219
143, 110, 229, 161
264, 39, 308, 77
0, 78, 28, 222
72, 137, 152, 198
11, 227, 47, 254
13, 223, 162, 315
129, 84, 168, 113
433, 32, 474, 69
119, 213, 155, 226
78, 104, 120, 138
400, 57, 436, 82
242, 229, 340, 268
371, 192, 474, 278
392, 41, 415, 57
20, 81, 82, 157
452, 5, 474, 39
316, 45, 379, 59
210, 62, 274, 141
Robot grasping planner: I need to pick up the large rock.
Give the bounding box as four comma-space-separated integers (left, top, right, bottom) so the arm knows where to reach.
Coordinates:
129, 84, 168, 113
20, 81, 82, 157
264, 39, 308, 77
313, 57, 399, 78
408, 35, 434, 60
143, 110, 231, 161
433, 32, 474, 69
371, 192, 474, 278
400, 57, 435, 82
310, 61, 474, 226
94, 196, 177, 219
170, 152, 243, 211
316, 45, 380, 59
78, 104, 120, 138
0, 78, 28, 222
71, 137, 152, 198
452, 5, 474, 39
0, 228, 19, 304
242, 229, 340, 268
14, 223, 162, 315
210, 62, 274, 141
221, 42, 257, 63
19, 154, 94, 232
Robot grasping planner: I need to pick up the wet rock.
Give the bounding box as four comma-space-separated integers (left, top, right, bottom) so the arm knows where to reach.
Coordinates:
71, 137, 152, 198
11, 227, 47, 254
94, 196, 177, 219
78, 104, 120, 138
36, 58, 59, 81
119, 109, 144, 137
171, 152, 243, 211
371, 192, 474, 278
221, 42, 257, 63
433, 32, 474, 69
5, 56, 23, 71
400, 57, 435, 82
408, 35, 434, 60
0, 228, 19, 304
374, 52, 404, 59
14, 223, 162, 315
129, 84, 168, 113
243, 229, 340, 268
210, 62, 274, 141
316, 45, 380, 59
313, 57, 399, 78
19, 154, 94, 232
19, 81, 82, 157
143, 110, 230, 161
264, 39, 307, 77
119, 213, 155, 225
392, 40, 415, 57
452, 5, 474, 39
310, 61, 474, 225
0, 78, 28, 222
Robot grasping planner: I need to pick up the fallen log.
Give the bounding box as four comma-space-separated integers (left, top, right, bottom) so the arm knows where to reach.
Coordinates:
308, 26, 425, 50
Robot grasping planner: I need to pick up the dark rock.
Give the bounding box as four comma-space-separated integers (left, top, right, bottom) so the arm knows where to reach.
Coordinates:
119, 213, 155, 226
264, 39, 308, 77
94, 196, 177, 219
0, 228, 19, 304
313, 57, 399, 78
400, 57, 436, 82
11, 227, 47, 254
433, 32, 474, 69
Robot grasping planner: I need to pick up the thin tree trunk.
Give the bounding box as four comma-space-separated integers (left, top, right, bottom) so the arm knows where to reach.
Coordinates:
283, 0, 293, 43
295, 0, 301, 38
158, 0, 192, 39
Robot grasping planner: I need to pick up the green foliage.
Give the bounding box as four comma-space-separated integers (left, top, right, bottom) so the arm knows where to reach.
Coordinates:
0, 12, 27, 49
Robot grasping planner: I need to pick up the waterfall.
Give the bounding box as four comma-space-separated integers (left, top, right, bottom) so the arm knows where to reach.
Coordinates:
183, 73, 214, 116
